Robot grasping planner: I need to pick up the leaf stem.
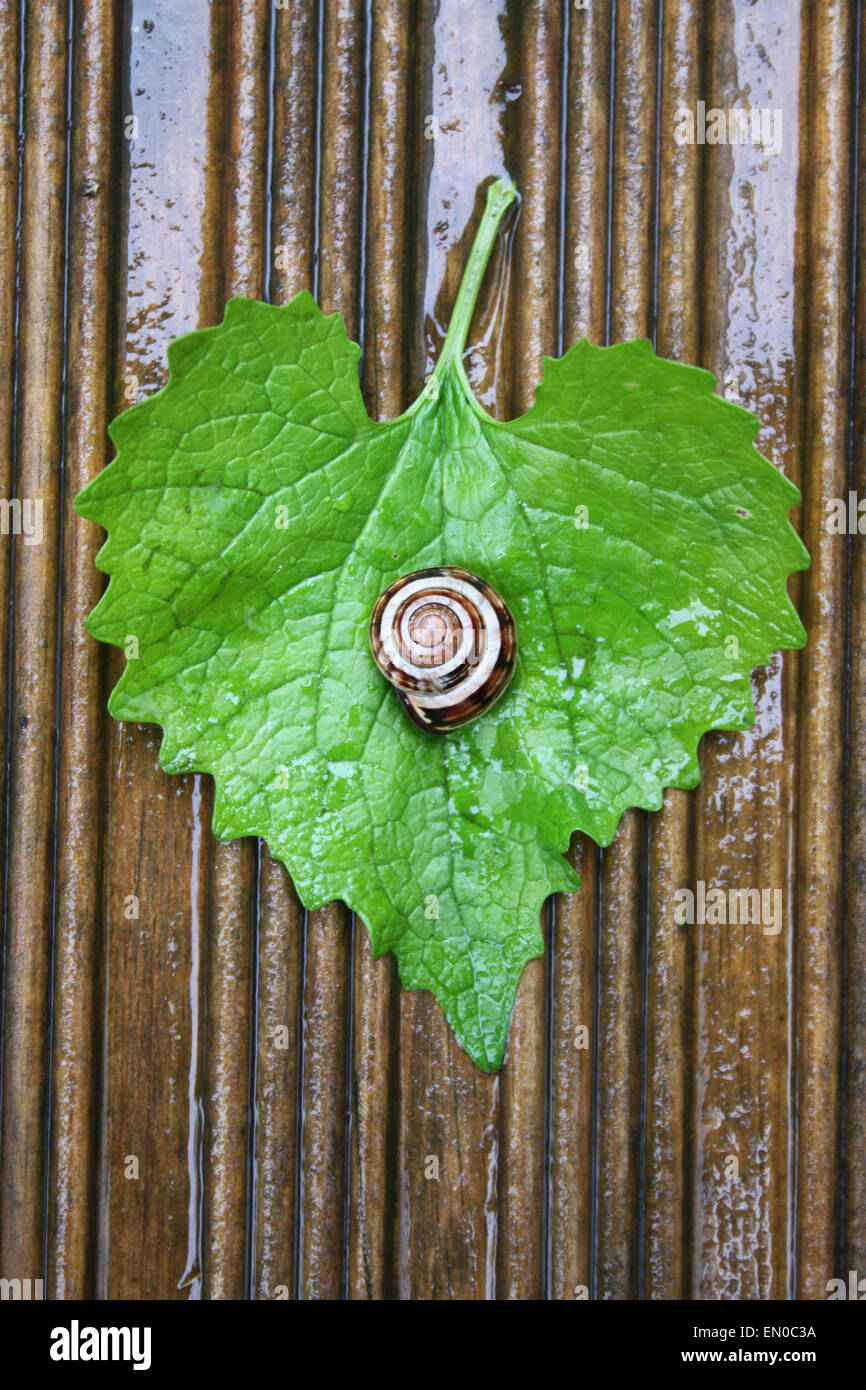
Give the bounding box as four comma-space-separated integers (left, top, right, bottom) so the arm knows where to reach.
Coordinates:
433, 177, 518, 382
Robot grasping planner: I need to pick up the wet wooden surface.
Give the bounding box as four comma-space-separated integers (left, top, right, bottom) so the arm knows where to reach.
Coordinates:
0, 0, 862, 1300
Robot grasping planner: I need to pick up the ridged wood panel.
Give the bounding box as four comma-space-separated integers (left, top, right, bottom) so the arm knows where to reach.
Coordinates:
0, 0, 860, 1301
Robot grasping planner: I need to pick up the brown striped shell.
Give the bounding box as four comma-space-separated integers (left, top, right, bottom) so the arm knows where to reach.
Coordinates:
369, 567, 517, 733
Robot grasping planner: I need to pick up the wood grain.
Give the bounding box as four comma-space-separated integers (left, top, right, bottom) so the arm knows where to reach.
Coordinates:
643, 0, 700, 1301
95, 0, 226, 1299
0, 0, 68, 1286
250, 0, 319, 1302
49, 0, 119, 1301
0, 0, 20, 882
691, 0, 805, 1303
846, 0, 866, 1282
595, 0, 658, 1301
197, 0, 274, 1304
494, 0, 563, 1303
297, 0, 365, 1303
346, 0, 408, 1302
549, 0, 613, 1303
794, 0, 854, 1300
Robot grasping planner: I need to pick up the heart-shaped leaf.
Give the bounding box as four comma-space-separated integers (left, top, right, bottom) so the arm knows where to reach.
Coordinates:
77, 179, 808, 1070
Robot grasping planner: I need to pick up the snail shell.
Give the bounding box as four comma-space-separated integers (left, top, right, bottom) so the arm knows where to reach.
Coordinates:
369, 566, 517, 733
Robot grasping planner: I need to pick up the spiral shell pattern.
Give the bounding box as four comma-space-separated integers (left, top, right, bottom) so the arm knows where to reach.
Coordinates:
369, 566, 517, 732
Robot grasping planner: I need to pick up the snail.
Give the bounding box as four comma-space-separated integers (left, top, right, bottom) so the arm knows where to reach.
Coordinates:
369, 566, 517, 732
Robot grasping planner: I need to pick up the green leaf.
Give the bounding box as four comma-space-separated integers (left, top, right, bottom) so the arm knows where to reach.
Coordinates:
76, 178, 808, 1071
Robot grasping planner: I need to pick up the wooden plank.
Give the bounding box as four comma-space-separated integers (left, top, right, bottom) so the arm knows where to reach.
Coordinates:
496, 0, 563, 1303
250, 0, 319, 1303
846, 0, 866, 1281
0, 0, 18, 1279
549, 0, 612, 1303
0, 0, 15, 1266
251, 857, 302, 1300
0, 0, 20, 873
297, 0, 366, 1302
642, 0, 702, 1302
96, 0, 226, 1299
794, 0, 854, 1299
0, 0, 68, 1286
396, 0, 531, 1301
595, 0, 658, 1301
346, 0, 409, 1302
695, 0, 811, 1300
48, 0, 119, 1300
199, 0, 269, 1303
